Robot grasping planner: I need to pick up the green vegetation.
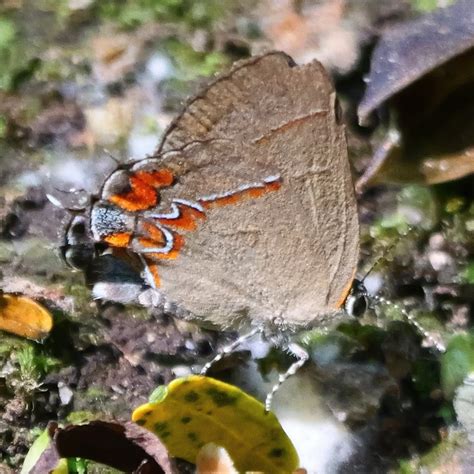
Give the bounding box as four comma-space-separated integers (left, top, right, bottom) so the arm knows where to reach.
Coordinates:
15, 345, 60, 391
441, 332, 474, 397
97, 0, 227, 30
411, 0, 455, 13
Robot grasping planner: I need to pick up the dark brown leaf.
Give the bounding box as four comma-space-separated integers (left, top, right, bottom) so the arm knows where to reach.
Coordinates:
32, 420, 176, 474
359, 0, 474, 125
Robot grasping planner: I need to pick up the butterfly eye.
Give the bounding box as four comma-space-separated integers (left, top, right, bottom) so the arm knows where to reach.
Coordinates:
61, 215, 94, 270
345, 280, 368, 318
70, 219, 86, 235
62, 246, 93, 271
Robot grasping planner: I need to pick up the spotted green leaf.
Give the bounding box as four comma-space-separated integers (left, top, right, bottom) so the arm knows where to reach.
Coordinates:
132, 376, 299, 473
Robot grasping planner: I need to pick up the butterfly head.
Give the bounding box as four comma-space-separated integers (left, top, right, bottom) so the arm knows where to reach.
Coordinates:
61, 211, 98, 271
344, 279, 369, 318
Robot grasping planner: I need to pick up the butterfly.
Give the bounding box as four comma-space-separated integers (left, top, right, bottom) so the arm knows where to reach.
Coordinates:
61, 52, 365, 406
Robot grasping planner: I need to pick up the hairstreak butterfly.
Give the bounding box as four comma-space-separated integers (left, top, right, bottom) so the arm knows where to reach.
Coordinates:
62, 51, 364, 404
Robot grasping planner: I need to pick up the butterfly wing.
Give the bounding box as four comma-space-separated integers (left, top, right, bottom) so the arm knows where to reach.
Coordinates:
94, 53, 359, 328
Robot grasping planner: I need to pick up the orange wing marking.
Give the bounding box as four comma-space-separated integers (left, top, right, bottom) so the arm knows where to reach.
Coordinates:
151, 199, 206, 231
137, 222, 175, 255
137, 254, 161, 289
134, 175, 282, 288
138, 231, 184, 260
199, 175, 281, 209
109, 168, 174, 212
253, 111, 327, 146
145, 259, 161, 288
334, 266, 358, 309
135, 169, 174, 188
142, 221, 166, 244
103, 232, 132, 247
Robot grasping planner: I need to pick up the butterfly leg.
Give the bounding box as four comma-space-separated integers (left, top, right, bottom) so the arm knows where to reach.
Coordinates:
200, 327, 262, 375
265, 343, 309, 412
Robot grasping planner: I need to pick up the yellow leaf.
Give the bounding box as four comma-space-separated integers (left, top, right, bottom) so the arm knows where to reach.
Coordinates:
132, 376, 299, 473
51, 459, 68, 473
0, 294, 53, 340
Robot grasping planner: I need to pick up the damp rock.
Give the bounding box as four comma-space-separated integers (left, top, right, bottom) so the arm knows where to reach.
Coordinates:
1, 210, 29, 239
58, 382, 74, 406
83, 96, 136, 147
91, 33, 144, 85
28, 102, 86, 147
11, 237, 67, 281
428, 250, 453, 272
2, 396, 28, 423
16, 187, 47, 210
170, 365, 192, 378
314, 362, 394, 427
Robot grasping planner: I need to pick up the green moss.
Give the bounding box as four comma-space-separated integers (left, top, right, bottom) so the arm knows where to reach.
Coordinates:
66, 411, 100, 424
0, 16, 20, 90
370, 186, 438, 242
445, 197, 465, 214
461, 262, 474, 283
164, 39, 228, 81
0, 336, 27, 357
0, 17, 16, 47
63, 283, 92, 303
398, 430, 464, 473
0, 6, 92, 93
256, 346, 294, 377
97, 0, 229, 30
0, 343, 60, 396
66, 457, 90, 473
85, 386, 108, 402
0, 241, 15, 263
441, 332, 474, 398
0, 14, 42, 92
412, 0, 454, 12
0, 115, 7, 139
337, 322, 385, 351
16, 345, 60, 384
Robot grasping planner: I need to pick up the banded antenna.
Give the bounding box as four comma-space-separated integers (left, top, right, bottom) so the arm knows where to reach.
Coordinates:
360, 226, 446, 353
46, 148, 125, 212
